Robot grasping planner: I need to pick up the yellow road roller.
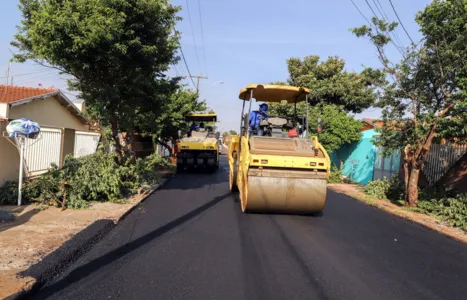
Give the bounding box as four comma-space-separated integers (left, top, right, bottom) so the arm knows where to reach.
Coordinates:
228, 84, 330, 214
176, 113, 219, 172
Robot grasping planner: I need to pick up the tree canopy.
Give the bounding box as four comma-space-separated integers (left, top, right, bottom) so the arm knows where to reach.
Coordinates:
267, 56, 372, 154
153, 87, 207, 151
351, 0, 467, 206
306, 105, 363, 154
12, 0, 181, 158
282, 55, 385, 113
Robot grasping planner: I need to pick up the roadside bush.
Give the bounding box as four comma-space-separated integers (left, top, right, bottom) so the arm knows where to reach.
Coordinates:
418, 194, 467, 231
328, 164, 344, 183
0, 181, 19, 205
132, 153, 175, 186
23, 167, 61, 206
363, 176, 404, 201
22, 151, 173, 209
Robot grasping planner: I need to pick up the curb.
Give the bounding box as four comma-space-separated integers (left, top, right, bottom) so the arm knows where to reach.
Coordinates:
9, 174, 174, 300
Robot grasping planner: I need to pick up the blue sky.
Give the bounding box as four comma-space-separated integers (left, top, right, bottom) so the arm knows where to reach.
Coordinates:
0, 0, 432, 132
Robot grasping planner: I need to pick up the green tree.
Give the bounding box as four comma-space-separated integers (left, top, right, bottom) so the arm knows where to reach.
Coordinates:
152, 87, 207, 156
351, 0, 467, 206
12, 0, 181, 159
266, 57, 373, 157
275, 56, 385, 114
306, 105, 363, 155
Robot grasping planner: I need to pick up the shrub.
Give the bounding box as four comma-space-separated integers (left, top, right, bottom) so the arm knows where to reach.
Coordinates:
21, 151, 173, 209
132, 153, 174, 186
418, 194, 467, 231
0, 181, 19, 205
23, 167, 61, 206
363, 176, 404, 201
328, 163, 344, 183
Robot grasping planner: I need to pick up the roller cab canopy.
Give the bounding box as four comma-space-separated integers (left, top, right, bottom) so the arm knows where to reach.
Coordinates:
238, 84, 310, 103
184, 113, 217, 122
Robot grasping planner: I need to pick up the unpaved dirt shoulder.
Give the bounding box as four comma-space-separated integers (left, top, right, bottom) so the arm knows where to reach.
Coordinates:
328, 184, 467, 245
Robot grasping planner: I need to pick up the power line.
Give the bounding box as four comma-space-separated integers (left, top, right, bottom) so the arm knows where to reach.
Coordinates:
363, 0, 405, 56
185, 0, 203, 75
388, 0, 415, 44
375, 0, 391, 20
374, 0, 405, 49
197, 0, 208, 76
179, 47, 197, 89
350, 0, 372, 25
373, 0, 405, 49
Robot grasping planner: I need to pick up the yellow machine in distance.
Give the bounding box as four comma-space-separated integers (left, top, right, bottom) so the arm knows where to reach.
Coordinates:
176, 113, 219, 172
228, 84, 330, 214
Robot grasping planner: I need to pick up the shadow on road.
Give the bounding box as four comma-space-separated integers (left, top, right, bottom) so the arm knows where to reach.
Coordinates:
31, 191, 231, 299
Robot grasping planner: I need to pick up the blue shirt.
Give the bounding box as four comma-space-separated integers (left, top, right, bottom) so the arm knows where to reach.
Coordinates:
249, 110, 269, 128
190, 124, 199, 131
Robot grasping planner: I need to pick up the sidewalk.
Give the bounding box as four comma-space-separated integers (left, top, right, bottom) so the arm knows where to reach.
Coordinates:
0, 172, 173, 299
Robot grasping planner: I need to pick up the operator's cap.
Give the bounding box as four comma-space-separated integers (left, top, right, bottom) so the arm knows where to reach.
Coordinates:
259, 103, 268, 112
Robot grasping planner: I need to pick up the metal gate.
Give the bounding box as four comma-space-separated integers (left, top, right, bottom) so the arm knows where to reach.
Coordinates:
373, 147, 401, 181
22, 127, 63, 175
74, 131, 101, 158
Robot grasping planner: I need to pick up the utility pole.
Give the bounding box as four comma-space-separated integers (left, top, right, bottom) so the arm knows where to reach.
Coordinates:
191, 75, 208, 94
5, 61, 11, 86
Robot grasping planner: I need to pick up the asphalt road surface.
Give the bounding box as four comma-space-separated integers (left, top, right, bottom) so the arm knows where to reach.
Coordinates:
32, 157, 467, 300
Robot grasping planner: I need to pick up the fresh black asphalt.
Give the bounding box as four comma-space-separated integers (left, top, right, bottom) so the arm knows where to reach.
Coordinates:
30, 157, 467, 300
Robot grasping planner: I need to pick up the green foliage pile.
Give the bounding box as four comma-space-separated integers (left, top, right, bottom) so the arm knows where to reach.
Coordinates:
0, 181, 19, 205
418, 194, 467, 231
363, 176, 405, 201
364, 178, 467, 231
21, 151, 173, 209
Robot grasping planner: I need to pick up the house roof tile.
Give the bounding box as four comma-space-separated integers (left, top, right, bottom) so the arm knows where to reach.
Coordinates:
0, 85, 58, 104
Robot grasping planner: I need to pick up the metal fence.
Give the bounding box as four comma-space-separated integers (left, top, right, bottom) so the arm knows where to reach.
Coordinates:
423, 143, 467, 184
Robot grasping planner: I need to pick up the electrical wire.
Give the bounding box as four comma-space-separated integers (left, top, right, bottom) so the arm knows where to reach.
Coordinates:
372, 0, 405, 51
197, 0, 208, 76
388, 0, 415, 44
363, 0, 406, 56
179, 47, 197, 89
185, 0, 203, 75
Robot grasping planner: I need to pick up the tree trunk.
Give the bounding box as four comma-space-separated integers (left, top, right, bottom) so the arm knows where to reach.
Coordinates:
170, 138, 179, 165
125, 129, 136, 162
403, 161, 409, 193
156, 139, 173, 156
110, 117, 122, 161
335, 151, 344, 169
403, 125, 437, 206
406, 167, 420, 207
